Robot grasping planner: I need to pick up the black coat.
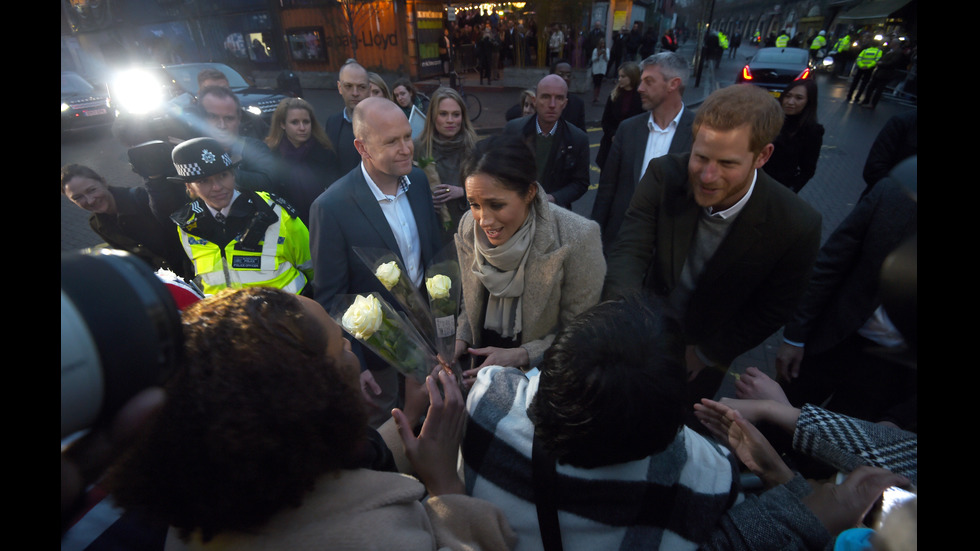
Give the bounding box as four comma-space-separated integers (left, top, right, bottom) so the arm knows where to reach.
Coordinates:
763, 117, 825, 193
595, 88, 643, 169
502, 115, 590, 209
90, 186, 194, 279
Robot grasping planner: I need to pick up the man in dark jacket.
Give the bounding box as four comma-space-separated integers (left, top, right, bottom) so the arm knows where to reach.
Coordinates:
602, 84, 821, 413
550, 60, 587, 131
502, 74, 590, 210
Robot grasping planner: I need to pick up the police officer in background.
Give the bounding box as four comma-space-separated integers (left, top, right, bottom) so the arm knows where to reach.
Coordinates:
846, 41, 883, 103
831, 31, 854, 77
775, 29, 791, 47
809, 30, 827, 64
163, 137, 314, 296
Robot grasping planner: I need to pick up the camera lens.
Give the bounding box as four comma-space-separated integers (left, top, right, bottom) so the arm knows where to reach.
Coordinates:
61, 249, 184, 438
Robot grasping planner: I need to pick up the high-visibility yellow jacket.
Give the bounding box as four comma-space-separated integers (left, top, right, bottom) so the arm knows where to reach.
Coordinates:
810, 35, 827, 50
719, 32, 729, 49
834, 35, 851, 52
172, 191, 313, 296
776, 34, 790, 47
855, 47, 883, 69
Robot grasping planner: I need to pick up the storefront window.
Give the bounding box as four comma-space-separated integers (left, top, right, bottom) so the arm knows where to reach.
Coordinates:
286, 27, 328, 62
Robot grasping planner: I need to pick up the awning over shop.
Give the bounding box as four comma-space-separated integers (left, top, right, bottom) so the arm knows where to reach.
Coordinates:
838, 0, 913, 20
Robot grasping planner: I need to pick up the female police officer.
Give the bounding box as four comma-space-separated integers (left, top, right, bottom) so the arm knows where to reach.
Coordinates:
166, 136, 314, 296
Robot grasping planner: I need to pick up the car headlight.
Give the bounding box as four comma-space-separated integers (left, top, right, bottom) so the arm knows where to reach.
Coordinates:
245, 105, 262, 117
112, 68, 167, 115
61, 102, 71, 113
822, 57, 834, 67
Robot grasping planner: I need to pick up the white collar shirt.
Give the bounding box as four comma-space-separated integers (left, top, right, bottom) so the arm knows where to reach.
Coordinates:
705, 169, 757, 219
535, 116, 559, 137
361, 163, 424, 287
640, 105, 685, 180
205, 189, 241, 221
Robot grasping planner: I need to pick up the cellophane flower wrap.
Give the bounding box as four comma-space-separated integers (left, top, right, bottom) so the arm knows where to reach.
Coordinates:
415, 156, 453, 232
353, 247, 438, 348
330, 293, 437, 384
424, 241, 462, 383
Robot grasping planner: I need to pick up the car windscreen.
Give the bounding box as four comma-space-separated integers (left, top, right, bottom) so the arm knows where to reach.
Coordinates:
165, 65, 251, 95
753, 49, 808, 64
62, 73, 95, 95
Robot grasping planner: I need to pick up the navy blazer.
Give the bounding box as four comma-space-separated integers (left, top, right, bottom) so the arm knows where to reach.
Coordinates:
591, 107, 695, 250
309, 165, 443, 370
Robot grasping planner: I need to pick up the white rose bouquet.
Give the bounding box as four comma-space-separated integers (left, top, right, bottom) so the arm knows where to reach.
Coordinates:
331, 293, 436, 383
424, 243, 462, 379
351, 244, 464, 387
354, 247, 438, 347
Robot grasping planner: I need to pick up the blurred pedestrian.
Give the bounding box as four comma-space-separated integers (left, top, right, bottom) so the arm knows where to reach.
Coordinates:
504, 88, 536, 121
861, 42, 912, 109
590, 37, 609, 104
594, 61, 643, 169
846, 42, 883, 103
661, 28, 679, 53
729, 31, 742, 58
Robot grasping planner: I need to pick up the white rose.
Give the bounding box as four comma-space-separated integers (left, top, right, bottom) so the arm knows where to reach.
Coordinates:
375, 261, 401, 290
341, 295, 383, 340
426, 274, 452, 299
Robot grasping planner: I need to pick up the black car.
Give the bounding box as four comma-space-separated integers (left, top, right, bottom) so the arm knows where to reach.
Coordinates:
735, 47, 812, 98
110, 62, 293, 146
62, 71, 113, 136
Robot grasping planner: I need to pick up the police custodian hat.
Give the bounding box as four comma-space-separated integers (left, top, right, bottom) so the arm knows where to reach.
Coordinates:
167, 137, 239, 183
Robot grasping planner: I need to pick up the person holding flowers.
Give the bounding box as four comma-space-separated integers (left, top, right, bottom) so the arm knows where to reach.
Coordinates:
414, 87, 478, 246
453, 135, 605, 386
309, 97, 443, 428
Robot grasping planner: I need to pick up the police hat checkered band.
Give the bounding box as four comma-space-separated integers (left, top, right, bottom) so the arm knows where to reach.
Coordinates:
172, 137, 236, 180
174, 149, 234, 178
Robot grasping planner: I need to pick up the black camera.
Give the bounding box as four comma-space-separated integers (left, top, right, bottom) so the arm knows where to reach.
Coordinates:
127, 140, 178, 180
61, 249, 184, 439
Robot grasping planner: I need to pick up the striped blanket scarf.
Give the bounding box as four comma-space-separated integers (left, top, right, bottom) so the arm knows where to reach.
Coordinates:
463, 366, 744, 551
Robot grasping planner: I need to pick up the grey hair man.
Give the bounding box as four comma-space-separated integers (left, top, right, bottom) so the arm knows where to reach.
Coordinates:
591, 51, 695, 251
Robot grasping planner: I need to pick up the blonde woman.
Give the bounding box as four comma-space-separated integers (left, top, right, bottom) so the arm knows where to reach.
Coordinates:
414, 87, 478, 244
367, 72, 392, 100
265, 97, 340, 227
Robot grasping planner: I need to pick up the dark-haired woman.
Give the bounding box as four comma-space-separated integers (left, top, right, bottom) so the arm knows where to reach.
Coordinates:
453, 135, 605, 387
104, 286, 516, 550
764, 79, 825, 193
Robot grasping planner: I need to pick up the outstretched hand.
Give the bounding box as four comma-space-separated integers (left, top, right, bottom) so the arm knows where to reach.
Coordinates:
734, 367, 792, 404
462, 345, 529, 389
392, 369, 466, 496
693, 398, 795, 489
775, 342, 805, 382
802, 466, 911, 538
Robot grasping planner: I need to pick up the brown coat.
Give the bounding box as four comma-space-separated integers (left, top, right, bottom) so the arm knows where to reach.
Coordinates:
455, 185, 606, 367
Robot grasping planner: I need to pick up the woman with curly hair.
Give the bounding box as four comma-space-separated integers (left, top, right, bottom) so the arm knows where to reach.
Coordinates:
105, 286, 515, 550
414, 87, 478, 244
264, 97, 340, 227
595, 61, 643, 169
391, 77, 429, 120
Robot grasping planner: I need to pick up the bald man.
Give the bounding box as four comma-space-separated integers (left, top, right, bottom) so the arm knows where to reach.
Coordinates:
325, 61, 372, 175
309, 97, 442, 428
502, 74, 590, 209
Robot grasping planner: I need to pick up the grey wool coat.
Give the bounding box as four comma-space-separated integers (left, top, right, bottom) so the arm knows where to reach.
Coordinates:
454, 184, 606, 368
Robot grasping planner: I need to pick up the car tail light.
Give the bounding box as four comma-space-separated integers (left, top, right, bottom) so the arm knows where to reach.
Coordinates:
795, 67, 811, 80
741, 65, 753, 80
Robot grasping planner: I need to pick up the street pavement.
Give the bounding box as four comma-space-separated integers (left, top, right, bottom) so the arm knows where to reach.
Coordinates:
61, 39, 916, 399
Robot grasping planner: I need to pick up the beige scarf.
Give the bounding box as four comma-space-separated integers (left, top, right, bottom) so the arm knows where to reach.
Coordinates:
472, 204, 537, 338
